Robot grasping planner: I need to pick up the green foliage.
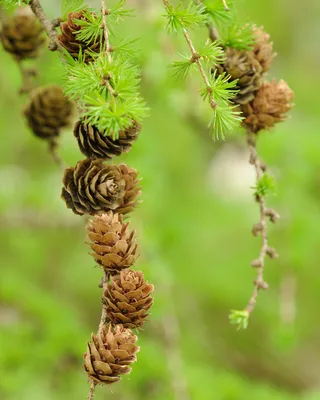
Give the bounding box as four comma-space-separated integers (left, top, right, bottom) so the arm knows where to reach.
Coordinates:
197, 41, 225, 64
164, 2, 208, 33
109, 0, 135, 20
200, 71, 238, 102
169, 54, 196, 79
209, 102, 243, 140
253, 173, 276, 198
202, 0, 255, 51
58, 0, 147, 138
0, 0, 29, 9
61, 0, 87, 20
74, 11, 103, 44
203, 0, 235, 27
219, 22, 255, 51
62, 53, 147, 137
229, 310, 250, 330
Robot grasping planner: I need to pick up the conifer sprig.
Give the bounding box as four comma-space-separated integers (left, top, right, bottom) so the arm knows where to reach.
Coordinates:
0, 0, 30, 9
200, 0, 254, 50
59, 0, 147, 138
163, 0, 242, 139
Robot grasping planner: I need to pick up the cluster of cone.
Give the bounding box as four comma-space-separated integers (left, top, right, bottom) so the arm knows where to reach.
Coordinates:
84, 213, 154, 384
56, 11, 153, 385
0, 7, 73, 142
214, 26, 294, 133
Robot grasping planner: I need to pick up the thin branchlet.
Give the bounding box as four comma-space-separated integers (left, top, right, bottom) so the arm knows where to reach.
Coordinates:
245, 132, 275, 314
28, 0, 62, 52
100, 0, 117, 107
222, 0, 230, 11
163, 0, 217, 109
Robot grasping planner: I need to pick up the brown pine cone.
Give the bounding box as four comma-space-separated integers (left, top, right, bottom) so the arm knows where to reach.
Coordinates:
61, 159, 141, 216
24, 85, 73, 139
84, 324, 139, 384
74, 120, 141, 160
58, 10, 103, 62
241, 80, 294, 133
252, 26, 276, 73
104, 269, 154, 328
0, 7, 45, 60
86, 212, 138, 274
213, 48, 263, 105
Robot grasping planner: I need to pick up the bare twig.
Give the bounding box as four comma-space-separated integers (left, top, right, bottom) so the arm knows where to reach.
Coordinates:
16, 60, 38, 94
163, 0, 217, 109
29, 0, 62, 52
87, 381, 96, 400
245, 132, 278, 314
98, 271, 109, 334
100, 0, 112, 61
48, 138, 65, 170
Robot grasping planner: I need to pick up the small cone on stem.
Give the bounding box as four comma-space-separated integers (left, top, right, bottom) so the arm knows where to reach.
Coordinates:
86, 212, 138, 274
0, 6, 45, 60
84, 324, 139, 385
24, 85, 73, 139
241, 80, 294, 133
103, 269, 154, 328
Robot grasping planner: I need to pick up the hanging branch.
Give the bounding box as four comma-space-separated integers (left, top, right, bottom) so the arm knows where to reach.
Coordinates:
229, 131, 280, 330
245, 132, 278, 314
87, 5, 112, 399
162, 0, 242, 139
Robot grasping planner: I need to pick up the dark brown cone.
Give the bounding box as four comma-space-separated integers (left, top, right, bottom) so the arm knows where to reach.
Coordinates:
58, 10, 103, 62
252, 26, 276, 73
24, 85, 73, 139
103, 269, 154, 328
84, 324, 139, 385
86, 212, 138, 274
241, 80, 294, 133
74, 120, 141, 160
0, 7, 45, 60
61, 159, 141, 216
213, 48, 263, 105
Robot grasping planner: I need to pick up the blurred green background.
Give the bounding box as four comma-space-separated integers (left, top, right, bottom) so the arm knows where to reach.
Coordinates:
1, 0, 320, 399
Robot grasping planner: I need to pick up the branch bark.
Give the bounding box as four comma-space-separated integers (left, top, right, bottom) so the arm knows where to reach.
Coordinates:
29, 0, 62, 52
245, 132, 278, 314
